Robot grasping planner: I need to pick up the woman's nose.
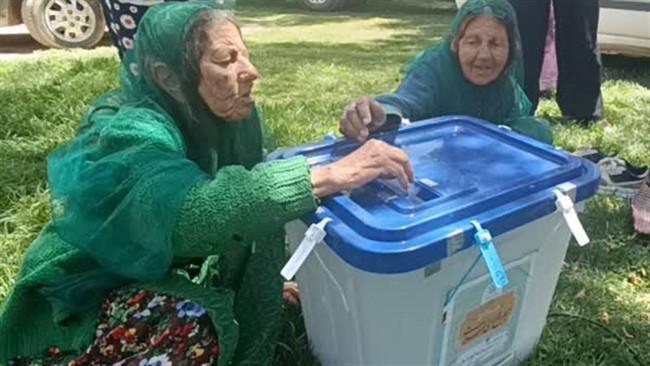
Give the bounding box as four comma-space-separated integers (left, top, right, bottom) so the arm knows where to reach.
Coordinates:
476, 43, 491, 58
239, 57, 259, 82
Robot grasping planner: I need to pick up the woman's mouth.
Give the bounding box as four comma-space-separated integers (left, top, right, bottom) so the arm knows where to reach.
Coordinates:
473, 64, 493, 73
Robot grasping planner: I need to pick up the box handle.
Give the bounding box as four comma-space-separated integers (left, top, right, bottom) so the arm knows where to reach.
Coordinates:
281, 217, 332, 281
554, 189, 590, 247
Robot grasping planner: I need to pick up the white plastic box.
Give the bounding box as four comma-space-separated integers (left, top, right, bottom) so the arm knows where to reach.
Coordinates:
274, 117, 599, 366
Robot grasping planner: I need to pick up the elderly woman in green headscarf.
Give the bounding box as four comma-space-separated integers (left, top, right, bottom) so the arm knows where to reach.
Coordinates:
0, 2, 414, 366
340, 0, 553, 145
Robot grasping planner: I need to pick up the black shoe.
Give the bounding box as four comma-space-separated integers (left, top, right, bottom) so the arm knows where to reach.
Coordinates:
573, 147, 608, 164
573, 147, 648, 187
598, 157, 649, 187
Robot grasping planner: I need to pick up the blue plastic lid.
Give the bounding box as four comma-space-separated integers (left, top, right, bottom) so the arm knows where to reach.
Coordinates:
270, 116, 600, 274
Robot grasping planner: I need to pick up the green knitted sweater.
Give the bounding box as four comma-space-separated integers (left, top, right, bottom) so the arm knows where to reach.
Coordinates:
1, 3, 319, 364
0, 108, 317, 365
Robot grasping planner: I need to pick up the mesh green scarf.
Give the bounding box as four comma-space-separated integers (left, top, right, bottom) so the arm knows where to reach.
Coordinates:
46, 0, 268, 304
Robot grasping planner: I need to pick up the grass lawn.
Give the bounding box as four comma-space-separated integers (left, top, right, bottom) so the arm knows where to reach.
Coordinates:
0, 1, 648, 365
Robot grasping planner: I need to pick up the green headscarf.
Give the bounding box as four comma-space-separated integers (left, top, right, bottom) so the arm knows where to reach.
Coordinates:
119, 0, 266, 173
45, 0, 268, 310
377, 0, 552, 143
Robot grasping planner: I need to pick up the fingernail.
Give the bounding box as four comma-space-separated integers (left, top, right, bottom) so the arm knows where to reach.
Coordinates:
363, 117, 371, 125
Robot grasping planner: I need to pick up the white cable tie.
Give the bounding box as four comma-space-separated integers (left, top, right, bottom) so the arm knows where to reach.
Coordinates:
281, 218, 332, 280
554, 190, 589, 246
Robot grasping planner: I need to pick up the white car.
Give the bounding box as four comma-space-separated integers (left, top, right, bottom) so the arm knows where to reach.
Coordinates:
599, 0, 650, 57
0, 0, 359, 47
0, 0, 106, 49
455, 0, 650, 57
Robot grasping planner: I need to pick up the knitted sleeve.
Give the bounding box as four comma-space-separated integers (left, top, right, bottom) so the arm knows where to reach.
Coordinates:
172, 156, 318, 257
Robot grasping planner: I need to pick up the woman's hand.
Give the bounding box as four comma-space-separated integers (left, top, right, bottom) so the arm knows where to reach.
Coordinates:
311, 139, 414, 198
283, 282, 300, 306
340, 97, 386, 142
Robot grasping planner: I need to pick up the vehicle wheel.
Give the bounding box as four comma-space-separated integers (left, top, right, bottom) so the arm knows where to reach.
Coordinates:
301, 0, 343, 12
22, 0, 105, 49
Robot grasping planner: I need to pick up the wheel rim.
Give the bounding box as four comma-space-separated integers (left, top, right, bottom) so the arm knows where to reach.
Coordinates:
307, 0, 330, 4
44, 0, 97, 44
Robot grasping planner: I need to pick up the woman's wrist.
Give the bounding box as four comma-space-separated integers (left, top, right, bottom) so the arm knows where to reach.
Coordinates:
311, 165, 343, 198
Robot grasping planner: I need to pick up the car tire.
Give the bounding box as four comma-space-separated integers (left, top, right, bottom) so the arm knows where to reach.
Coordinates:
301, 0, 343, 12
22, 0, 105, 49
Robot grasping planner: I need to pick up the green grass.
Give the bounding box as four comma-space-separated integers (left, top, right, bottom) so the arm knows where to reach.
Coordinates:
1, 1, 649, 365
539, 56, 650, 167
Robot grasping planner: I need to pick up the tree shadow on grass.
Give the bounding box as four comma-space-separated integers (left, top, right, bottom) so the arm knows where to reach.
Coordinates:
238, 0, 455, 31
602, 54, 650, 89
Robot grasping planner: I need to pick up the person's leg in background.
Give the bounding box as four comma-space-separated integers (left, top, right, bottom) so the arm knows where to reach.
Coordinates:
539, 2, 557, 95
553, 0, 603, 123
508, 0, 551, 114
100, 0, 147, 59
99, 0, 124, 58
100, 0, 177, 59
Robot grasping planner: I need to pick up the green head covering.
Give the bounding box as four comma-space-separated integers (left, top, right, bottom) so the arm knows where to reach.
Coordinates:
379, 0, 536, 129
120, 0, 266, 173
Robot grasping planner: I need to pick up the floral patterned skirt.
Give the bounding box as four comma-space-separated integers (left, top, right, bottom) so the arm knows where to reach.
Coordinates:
9, 288, 220, 366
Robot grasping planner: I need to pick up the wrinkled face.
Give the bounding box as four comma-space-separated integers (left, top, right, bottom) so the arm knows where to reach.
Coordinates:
457, 16, 509, 86
198, 21, 258, 121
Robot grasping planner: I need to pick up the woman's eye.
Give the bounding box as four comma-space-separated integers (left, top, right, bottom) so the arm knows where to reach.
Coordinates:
229, 50, 238, 63
212, 49, 238, 65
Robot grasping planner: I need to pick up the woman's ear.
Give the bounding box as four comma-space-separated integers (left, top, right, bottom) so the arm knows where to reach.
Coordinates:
152, 62, 184, 102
